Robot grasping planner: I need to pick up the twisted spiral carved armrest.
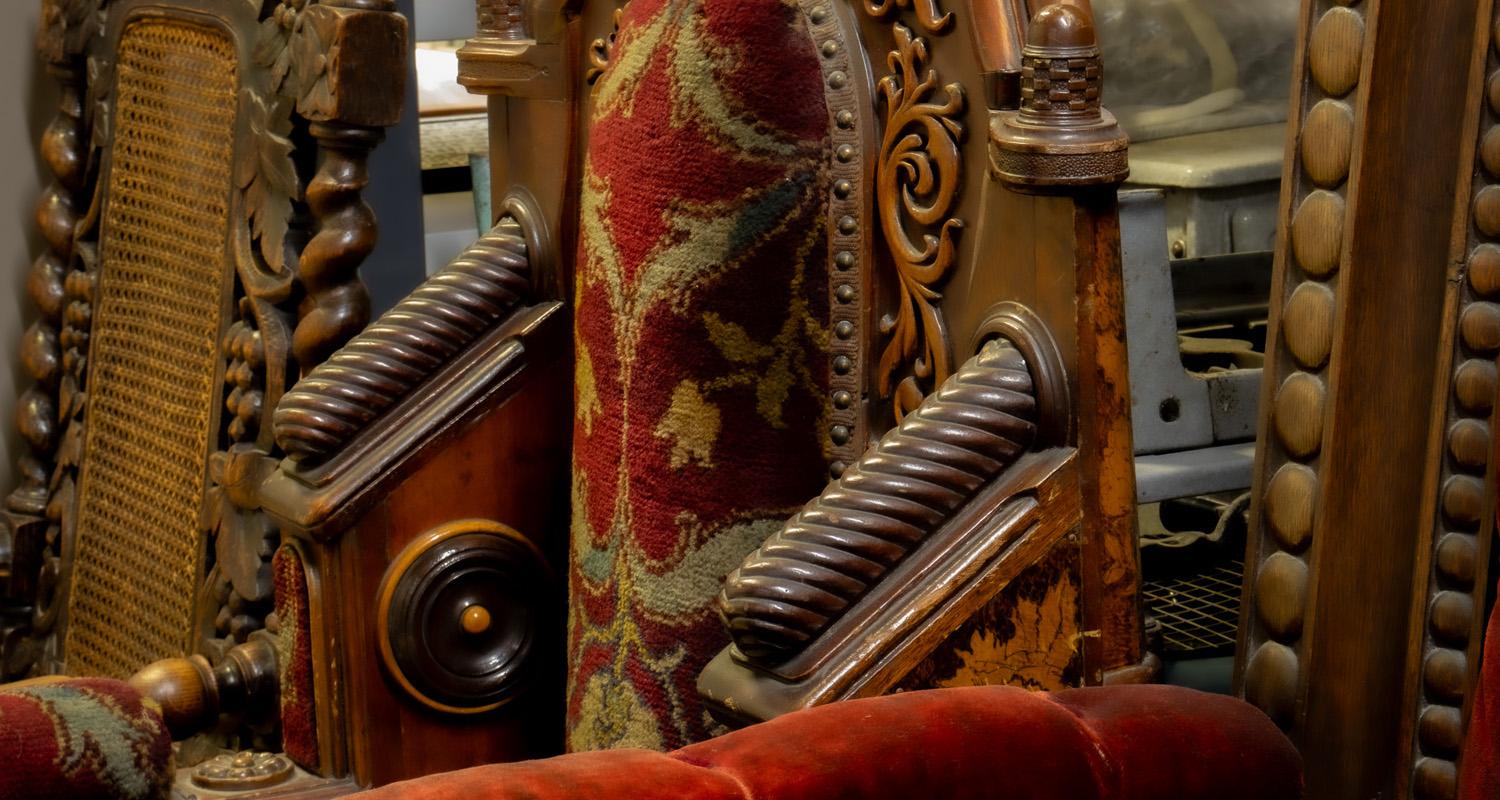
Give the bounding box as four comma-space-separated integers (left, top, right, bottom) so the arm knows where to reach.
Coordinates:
720, 340, 1039, 664
274, 218, 532, 464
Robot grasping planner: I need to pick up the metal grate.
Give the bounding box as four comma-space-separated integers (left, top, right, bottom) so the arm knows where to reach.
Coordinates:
64, 18, 239, 678
1142, 560, 1244, 655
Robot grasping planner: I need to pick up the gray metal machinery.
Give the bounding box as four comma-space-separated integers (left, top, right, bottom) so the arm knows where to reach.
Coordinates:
1099, 0, 1297, 687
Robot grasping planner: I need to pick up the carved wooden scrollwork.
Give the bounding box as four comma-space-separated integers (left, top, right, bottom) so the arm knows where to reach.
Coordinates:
586, 5, 625, 85
875, 22, 966, 421
720, 339, 1036, 664
862, 0, 952, 32
274, 216, 533, 465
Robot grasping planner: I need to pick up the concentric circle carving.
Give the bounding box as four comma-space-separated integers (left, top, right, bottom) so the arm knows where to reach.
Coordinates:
376, 520, 549, 715
1301, 100, 1354, 188
1292, 190, 1345, 277
1283, 282, 1336, 368
1274, 372, 1327, 460
1308, 8, 1364, 97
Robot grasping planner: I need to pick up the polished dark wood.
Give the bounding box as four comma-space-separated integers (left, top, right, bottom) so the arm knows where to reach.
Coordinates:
1233, 0, 1486, 798
698, 2, 1145, 722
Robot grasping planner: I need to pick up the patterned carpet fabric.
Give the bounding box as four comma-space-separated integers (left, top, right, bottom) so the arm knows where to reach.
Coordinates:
569, 0, 833, 751
0, 677, 172, 800
274, 544, 319, 770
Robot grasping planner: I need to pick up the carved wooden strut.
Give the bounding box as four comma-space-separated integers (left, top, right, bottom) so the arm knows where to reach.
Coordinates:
720, 339, 1038, 663
274, 217, 533, 464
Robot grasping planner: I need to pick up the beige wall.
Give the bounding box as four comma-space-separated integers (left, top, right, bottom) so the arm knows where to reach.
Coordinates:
1, 7, 56, 498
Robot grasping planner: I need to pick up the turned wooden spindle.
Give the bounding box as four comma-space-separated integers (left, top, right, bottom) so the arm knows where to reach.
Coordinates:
128, 637, 279, 739
294, 121, 380, 371
7, 63, 86, 518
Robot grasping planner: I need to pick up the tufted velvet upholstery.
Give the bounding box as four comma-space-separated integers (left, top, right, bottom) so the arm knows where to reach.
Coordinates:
350, 685, 1302, 799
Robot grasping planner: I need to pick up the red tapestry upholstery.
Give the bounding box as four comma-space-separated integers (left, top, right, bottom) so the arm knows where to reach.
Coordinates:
348, 685, 1302, 800
1460, 591, 1500, 798
0, 677, 172, 800
569, 0, 832, 751
273, 544, 318, 770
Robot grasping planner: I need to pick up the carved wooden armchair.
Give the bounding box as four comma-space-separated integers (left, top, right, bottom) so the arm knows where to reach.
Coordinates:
222, 0, 1300, 797
0, 0, 406, 786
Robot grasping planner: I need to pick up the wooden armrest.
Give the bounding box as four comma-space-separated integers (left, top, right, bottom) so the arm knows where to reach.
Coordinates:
699, 333, 1086, 723
260, 204, 564, 540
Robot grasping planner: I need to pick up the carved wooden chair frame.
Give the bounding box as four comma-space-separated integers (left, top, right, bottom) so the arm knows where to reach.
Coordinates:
451, 0, 1150, 722
2, 0, 406, 690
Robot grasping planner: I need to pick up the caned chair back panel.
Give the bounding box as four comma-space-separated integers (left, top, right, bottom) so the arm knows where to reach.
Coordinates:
5, 0, 403, 692
63, 15, 241, 678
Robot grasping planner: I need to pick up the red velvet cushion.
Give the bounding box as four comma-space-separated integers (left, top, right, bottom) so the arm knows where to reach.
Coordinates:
0, 677, 173, 800
350, 685, 1301, 800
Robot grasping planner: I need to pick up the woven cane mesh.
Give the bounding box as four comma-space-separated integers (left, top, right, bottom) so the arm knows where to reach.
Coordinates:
64, 18, 239, 678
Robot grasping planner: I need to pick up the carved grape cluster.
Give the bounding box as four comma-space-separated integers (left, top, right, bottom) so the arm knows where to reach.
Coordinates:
222, 314, 265, 444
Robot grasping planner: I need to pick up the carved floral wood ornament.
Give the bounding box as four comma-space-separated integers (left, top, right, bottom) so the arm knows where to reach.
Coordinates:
10, 0, 399, 687
875, 22, 965, 420
863, 0, 952, 33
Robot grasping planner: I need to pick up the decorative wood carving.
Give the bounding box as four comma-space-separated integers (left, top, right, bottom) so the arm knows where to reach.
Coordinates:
375, 521, 549, 715
1233, 0, 1484, 797
894, 543, 1083, 691
874, 22, 966, 421
274, 216, 533, 465
861, 0, 952, 33
295, 121, 377, 369
254, 0, 409, 367
1398, 8, 1500, 797
5, 6, 93, 521
800, 0, 873, 472
478, 0, 529, 39
586, 5, 624, 85
1237, 0, 1369, 741
721, 339, 1038, 664
3, 1, 406, 725
989, 5, 1128, 190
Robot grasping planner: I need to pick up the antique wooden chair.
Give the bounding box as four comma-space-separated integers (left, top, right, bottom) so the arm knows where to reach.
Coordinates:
0, 0, 1303, 796
1232, 0, 1500, 798
0, 0, 406, 786
212, 0, 1161, 789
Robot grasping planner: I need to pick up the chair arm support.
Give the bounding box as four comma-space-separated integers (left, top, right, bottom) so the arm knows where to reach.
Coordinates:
274, 217, 534, 466
127, 636, 279, 740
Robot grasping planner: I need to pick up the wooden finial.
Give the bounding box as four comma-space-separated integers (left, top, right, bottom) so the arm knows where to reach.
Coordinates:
989, 3, 1129, 191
